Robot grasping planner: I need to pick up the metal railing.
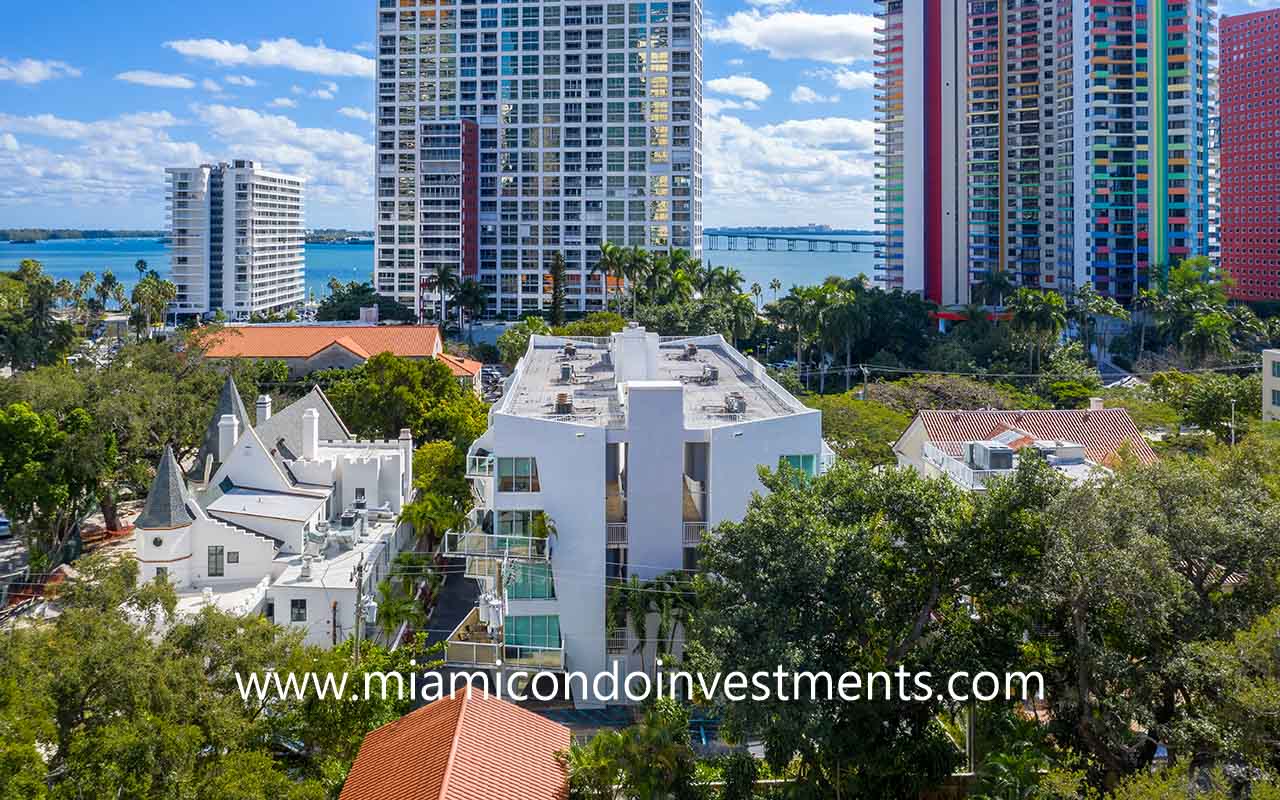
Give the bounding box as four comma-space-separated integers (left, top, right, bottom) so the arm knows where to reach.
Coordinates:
444, 530, 550, 561
606, 523, 628, 546
683, 522, 707, 546
922, 442, 1004, 490
444, 608, 565, 670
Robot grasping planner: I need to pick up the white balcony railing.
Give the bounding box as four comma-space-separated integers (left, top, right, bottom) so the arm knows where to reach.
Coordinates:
922, 442, 1005, 490
606, 523, 628, 546
445, 529, 550, 561
445, 607, 565, 670
467, 455, 495, 477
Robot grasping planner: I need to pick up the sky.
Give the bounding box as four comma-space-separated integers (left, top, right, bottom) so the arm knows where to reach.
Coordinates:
0, 0, 1272, 231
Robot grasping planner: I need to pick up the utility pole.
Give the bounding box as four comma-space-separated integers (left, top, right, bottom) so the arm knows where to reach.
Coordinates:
860, 365, 870, 401
352, 553, 366, 665
1230, 398, 1237, 447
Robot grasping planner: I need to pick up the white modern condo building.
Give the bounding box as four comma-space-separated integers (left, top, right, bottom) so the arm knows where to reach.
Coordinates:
166, 160, 306, 320
443, 325, 832, 705
373, 0, 704, 319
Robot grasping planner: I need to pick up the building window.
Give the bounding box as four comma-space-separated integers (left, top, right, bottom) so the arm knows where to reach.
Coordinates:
291, 599, 307, 622
509, 562, 556, 599
497, 457, 541, 492
782, 454, 818, 477
265, 600, 275, 622
208, 545, 225, 577
227, 551, 240, 565
1272, 360, 1280, 379
1272, 389, 1280, 408
683, 546, 699, 572
504, 614, 560, 649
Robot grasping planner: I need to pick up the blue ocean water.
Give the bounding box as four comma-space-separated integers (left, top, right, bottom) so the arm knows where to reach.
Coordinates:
0, 236, 875, 299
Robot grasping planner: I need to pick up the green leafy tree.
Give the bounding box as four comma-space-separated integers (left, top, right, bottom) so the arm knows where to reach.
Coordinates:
316, 281, 415, 322
802, 394, 911, 465
690, 458, 1062, 797
324, 353, 488, 446
497, 315, 551, 365
562, 699, 705, 800
1008, 288, 1068, 371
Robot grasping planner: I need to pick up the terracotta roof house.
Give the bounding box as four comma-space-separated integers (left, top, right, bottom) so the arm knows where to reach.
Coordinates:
203, 324, 482, 387
339, 688, 571, 800
894, 399, 1156, 491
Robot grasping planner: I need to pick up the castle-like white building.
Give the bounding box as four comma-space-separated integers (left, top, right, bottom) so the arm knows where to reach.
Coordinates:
133, 377, 416, 647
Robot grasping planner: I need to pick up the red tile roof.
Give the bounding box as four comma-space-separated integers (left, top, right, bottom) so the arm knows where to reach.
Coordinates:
204, 325, 442, 361
910, 407, 1157, 466
339, 688, 571, 800
438, 352, 483, 378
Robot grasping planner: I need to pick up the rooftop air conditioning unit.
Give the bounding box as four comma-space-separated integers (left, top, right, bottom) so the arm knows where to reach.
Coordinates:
702, 364, 719, 384
560, 363, 574, 383
555, 392, 574, 415
684, 343, 698, 360
563, 343, 577, 358
969, 442, 1015, 471
724, 392, 747, 414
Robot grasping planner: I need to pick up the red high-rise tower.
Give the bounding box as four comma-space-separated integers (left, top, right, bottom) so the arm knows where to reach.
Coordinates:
1221, 9, 1280, 301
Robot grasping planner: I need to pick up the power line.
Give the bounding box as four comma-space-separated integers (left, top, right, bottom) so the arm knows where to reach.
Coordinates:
779, 360, 1261, 382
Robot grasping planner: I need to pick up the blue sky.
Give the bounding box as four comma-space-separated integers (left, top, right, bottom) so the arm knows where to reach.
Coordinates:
0, 0, 1270, 230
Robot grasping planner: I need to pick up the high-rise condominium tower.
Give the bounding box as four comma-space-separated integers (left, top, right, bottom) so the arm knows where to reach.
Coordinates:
1219, 8, 1280, 301
166, 160, 306, 320
374, 0, 704, 320
875, 0, 969, 306
878, 0, 1217, 305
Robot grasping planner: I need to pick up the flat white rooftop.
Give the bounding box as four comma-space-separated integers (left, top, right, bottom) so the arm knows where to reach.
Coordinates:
272, 516, 399, 591
499, 332, 809, 428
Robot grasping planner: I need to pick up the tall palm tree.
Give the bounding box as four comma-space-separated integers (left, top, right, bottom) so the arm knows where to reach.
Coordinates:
1181, 311, 1234, 366
134, 259, 148, 282
729, 292, 756, 350
623, 246, 651, 318
431, 263, 460, 329
595, 242, 628, 314
769, 278, 782, 302
455, 278, 489, 342
95, 270, 119, 311
822, 288, 868, 392
1007, 288, 1067, 371
749, 282, 763, 310
980, 268, 1015, 308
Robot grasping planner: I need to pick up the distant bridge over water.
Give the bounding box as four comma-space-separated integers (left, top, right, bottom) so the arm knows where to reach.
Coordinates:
703, 229, 881, 254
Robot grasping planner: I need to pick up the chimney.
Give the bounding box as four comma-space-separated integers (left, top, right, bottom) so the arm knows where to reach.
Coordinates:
302, 408, 319, 460
217, 414, 239, 463
1089, 397, 1104, 411
256, 394, 273, 422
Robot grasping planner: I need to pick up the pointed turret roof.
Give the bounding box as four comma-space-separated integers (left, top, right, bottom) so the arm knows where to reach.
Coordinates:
136, 446, 194, 530
190, 375, 252, 482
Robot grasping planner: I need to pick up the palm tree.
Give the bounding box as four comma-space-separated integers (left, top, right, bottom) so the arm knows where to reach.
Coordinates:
400, 493, 466, 550
134, 259, 148, 282
595, 242, 628, 314
822, 288, 868, 392
1072, 282, 1128, 366
623, 246, 651, 318
1007, 288, 1067, 371
455, 278, 489, 342
95, 270, 119, 311
750, 282, 763, 310
980, 268, 1015, 308
729, 292, 756, 350
1181, 311, 1234, 366
431, 263, 460, 329
769, 278, 782, 303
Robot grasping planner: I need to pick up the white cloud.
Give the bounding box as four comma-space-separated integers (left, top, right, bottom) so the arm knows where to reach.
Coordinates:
224, 74, 258, 87
746, 0, 792, 7
269, 97, 298, 109
790, 85, 839, 104
727, 58, 745, 67
707, 75, 772, 102
165, 38, 375, 78
703, 106, 876, 226
353, 42, 375, 53
0, 58, 81, 86
0, 111, 206, 210
704, 97, 760, 115
338, 106, 375, 123
191, 104, 373, 206
202, 78, 222, 93
310, 81, 339, 100
116, 70, 197, 89
709, 10, 878, 64
825, 68, 876, 90
291, 85, 305, 95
